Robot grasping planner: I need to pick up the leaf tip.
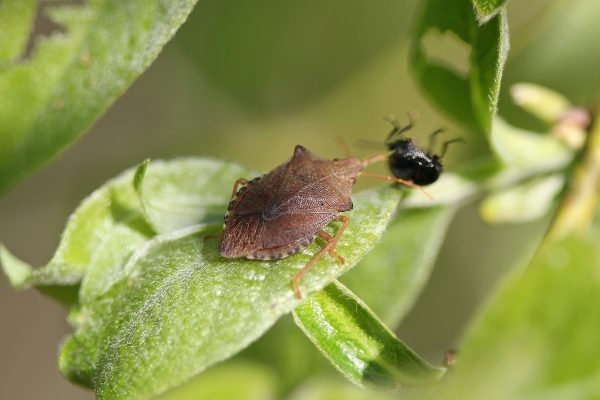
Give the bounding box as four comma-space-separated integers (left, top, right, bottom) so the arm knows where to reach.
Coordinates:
0, 244, 33, 289
133, 158, 151, 193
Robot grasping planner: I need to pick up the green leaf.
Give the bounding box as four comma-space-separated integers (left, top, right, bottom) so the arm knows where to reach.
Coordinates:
410, 0, 509, 133
238, 315, 330, 395
287, 378, 396, 400
293, 281, 445, 388
510, 83, 572, 124
480, 174, 565, 224
0, 244, 33, 289
438, 231, 600, 398
471, 0, 510, 23
0, 0, 37, 63
490, 118, 572, 170
0, 0, 199, 194
342, 206, 456, 328
157, 361, 276, 400
22, 164, 152, 293
134, 158, 254, 233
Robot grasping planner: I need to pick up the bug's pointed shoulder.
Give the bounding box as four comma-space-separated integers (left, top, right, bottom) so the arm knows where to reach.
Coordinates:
292, 144, 319, 161
293, 144, 308, 157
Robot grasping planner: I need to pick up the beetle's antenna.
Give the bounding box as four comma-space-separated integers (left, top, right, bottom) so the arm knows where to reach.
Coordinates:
335, 136, 351, 157
427, 128, 446, 153
440, 138, 465, 158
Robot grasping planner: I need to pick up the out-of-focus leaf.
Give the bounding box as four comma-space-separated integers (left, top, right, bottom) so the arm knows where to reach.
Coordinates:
134, 158, 254, 233
238, 315, 330, 396
410, 0, 509, 133
480, 174, 564, 224
179, 0, 415, 114
0, 0, 36, 63
294, 281, 445, 388
504, 0, 600, 106
437, 230, 600, 399
157, 361, 277, 400
287, 379, 396, 400
510, 83, 571, 124
471, 0, 510, 23
490, 118, 572, 170
342, 206, 456, 328
0, 0, 200, 194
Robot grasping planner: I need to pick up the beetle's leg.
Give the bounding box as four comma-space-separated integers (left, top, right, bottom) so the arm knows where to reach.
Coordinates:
230, 178, 249, 198
291, 215, 350, 299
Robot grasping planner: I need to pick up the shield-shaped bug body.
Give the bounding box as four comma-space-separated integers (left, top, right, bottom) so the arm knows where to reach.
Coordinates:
219, 144, 426, 298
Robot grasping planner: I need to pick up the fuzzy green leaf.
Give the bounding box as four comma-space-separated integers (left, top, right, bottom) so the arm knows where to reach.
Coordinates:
134, 158, 254, 233
471, 0, 510, 23
0, 0, 199, 194
342, 206, 456, 328
91, 188, 400, 399
0, 0, 37, 63
410, 0, 509, 133
293, 281, 445, 388
0, 244, 33, 288
20, 164, 152, 295
438, 231, 600, 398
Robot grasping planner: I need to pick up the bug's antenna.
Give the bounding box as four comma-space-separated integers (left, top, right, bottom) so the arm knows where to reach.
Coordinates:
427, 128, 446, 153
440, 138, 465, 158
384, 112, 418, 144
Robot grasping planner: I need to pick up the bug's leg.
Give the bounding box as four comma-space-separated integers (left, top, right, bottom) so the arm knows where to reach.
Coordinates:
230, 178, 249, 199
359, 171, 433, 200
318, 231, 345, 264
324, 215, 349, 263
291, 237, 332, 299
291, 215, 350, 299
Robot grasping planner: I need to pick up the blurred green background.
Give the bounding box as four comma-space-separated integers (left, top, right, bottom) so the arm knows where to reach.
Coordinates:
1, 0, 598, 398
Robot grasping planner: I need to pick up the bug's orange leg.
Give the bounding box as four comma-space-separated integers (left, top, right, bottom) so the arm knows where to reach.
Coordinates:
359, 171, 433, 200
291, 215, 350, 299
230, 178, 249, 198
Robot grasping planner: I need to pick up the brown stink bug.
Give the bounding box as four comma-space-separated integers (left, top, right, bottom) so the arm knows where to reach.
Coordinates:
219, 144, 428, 299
